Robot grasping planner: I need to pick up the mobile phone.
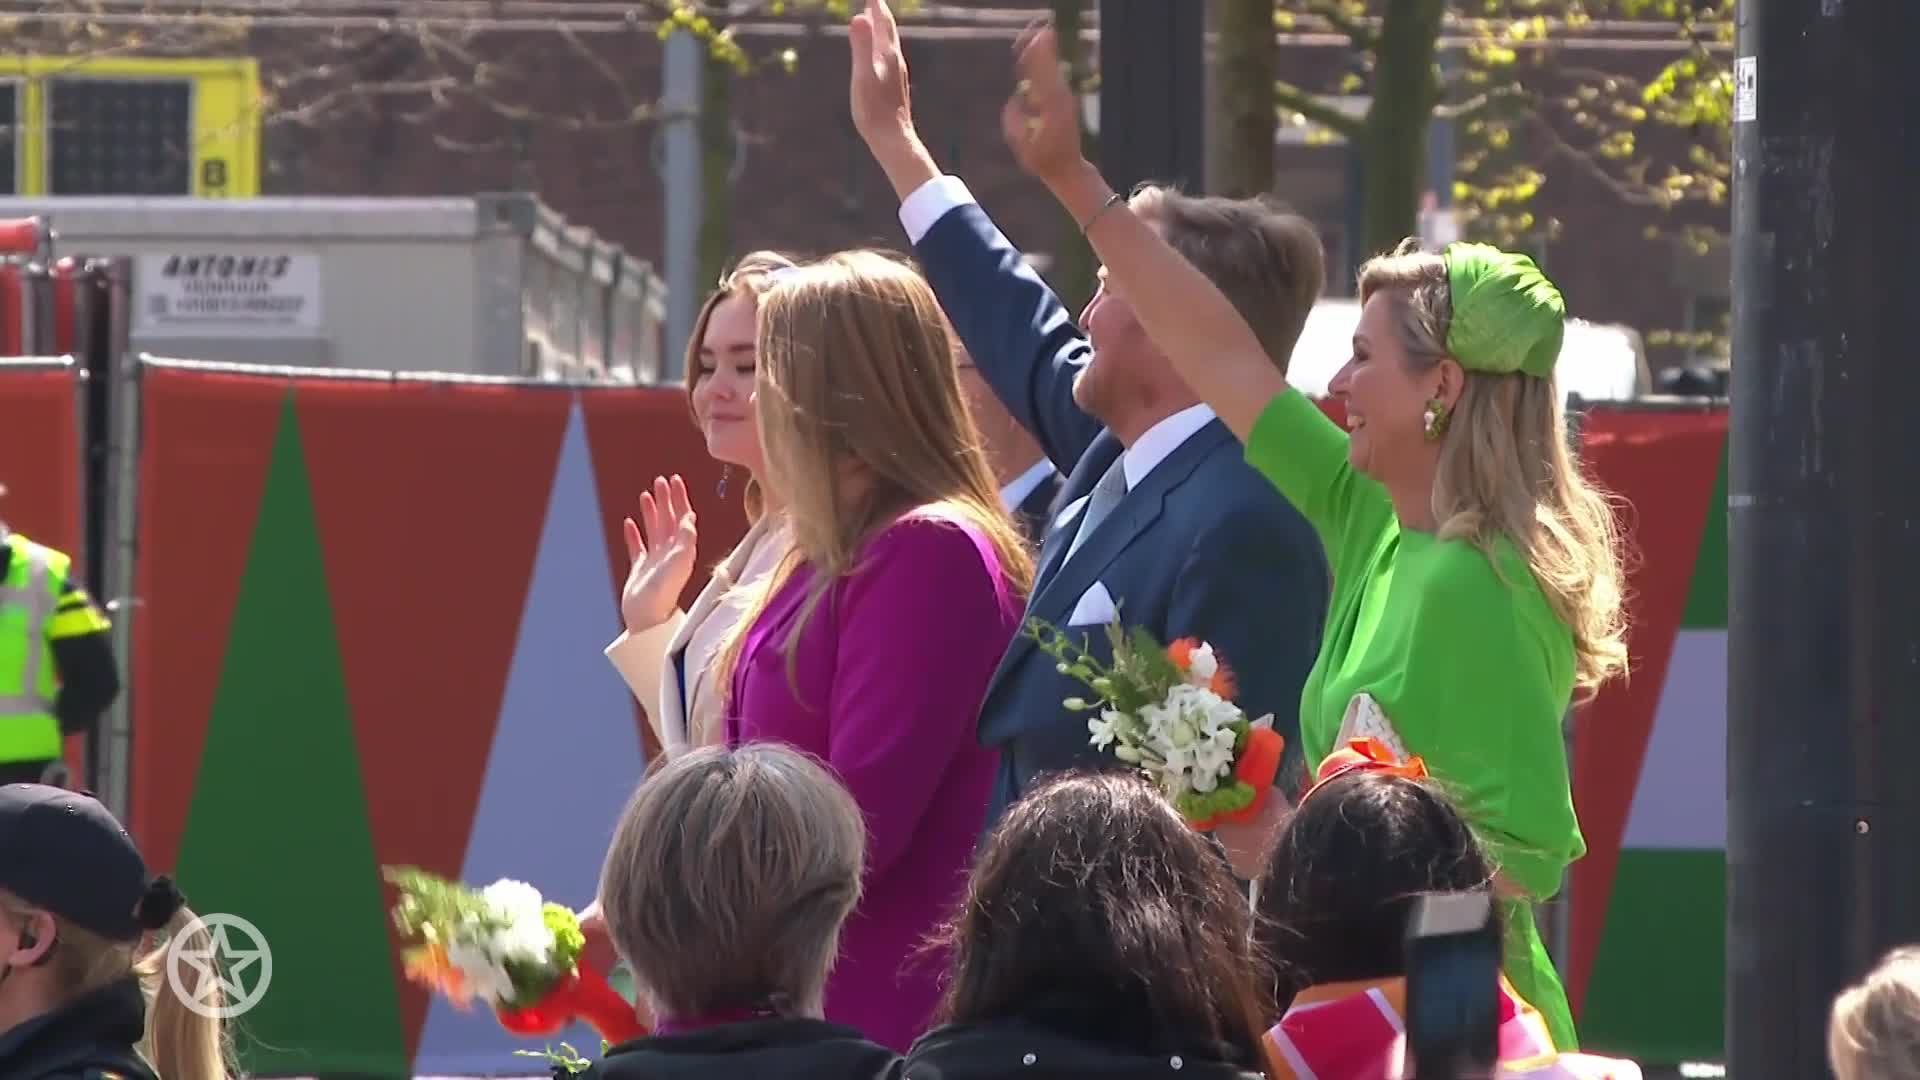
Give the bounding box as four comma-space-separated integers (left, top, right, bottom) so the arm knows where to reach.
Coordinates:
1404, 890, 1502, 1078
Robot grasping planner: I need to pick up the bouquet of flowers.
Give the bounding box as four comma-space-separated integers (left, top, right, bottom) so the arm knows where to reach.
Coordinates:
1026, 619, 1286, 830
385, 867, 647, 1045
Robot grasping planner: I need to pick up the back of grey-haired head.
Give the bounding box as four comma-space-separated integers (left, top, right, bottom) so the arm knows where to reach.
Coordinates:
596, 743, 866, 1022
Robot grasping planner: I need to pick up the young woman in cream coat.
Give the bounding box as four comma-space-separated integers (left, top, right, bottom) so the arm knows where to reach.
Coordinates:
604, 252, 796, 755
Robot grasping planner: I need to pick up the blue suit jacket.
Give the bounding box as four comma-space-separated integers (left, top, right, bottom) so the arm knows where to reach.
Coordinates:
1011, 468, 1064, 547
914, 200, 1331, 829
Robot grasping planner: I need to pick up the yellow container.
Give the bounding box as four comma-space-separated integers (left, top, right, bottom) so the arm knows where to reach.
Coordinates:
0, 55, 261, 197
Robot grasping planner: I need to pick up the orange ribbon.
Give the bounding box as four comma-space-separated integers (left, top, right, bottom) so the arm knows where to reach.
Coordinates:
1301, 737, 1428, 803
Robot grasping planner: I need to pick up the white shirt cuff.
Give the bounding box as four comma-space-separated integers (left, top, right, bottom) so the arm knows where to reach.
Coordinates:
898, 175, 978, 245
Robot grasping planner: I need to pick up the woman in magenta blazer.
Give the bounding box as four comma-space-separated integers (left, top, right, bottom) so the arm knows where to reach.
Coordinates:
706, 249, 1033, 1051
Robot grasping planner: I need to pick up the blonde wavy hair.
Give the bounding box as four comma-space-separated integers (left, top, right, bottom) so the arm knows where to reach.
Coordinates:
709, 249, 1033, 696
1832, 946, 1920, 1080
1358, 240, 1629, 698
683, 250, 799, 523
2, 889, 230, 1080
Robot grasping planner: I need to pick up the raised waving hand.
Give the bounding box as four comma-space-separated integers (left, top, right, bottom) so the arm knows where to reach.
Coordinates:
619, 474, 699, 634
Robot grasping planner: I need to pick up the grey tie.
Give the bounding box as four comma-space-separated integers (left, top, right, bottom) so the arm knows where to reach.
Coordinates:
1061, 457, 1129, 566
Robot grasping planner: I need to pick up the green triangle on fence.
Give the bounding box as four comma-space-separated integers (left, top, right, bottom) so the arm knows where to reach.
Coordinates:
1680, 443, 1730, 631
173, 392, 408, 1078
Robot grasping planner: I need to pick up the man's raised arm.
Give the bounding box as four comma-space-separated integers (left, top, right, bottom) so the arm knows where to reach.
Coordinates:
849, 0, 1102, 470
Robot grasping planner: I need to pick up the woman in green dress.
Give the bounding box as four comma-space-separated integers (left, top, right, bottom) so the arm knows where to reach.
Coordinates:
996, 26, 1630, 1052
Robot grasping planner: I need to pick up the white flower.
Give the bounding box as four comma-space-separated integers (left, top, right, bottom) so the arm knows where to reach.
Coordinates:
446, 939, 516, 1005
1184, 643, 1218, 686
468, 878, 558, 970
1135, 684, 1245, 797
481, 879, 546, 921
1138, 699, 1175, 748
1168, 714, 1197, 749
1192, 726, 1238, 787
492, 909, 557, 965
1167, 684, 1236, 735
1081, 656, 1252, 808
1162, 740, 1195, 779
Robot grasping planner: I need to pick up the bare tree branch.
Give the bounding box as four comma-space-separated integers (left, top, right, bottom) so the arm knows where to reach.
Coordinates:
1528, 112, 1674, 209
1435, 82, 1535, 123
1302, 0, 1373, 49
1274, 78, 1363, 138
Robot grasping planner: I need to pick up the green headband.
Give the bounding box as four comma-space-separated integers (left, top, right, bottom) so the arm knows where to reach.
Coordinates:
1443, 243, 1565, 379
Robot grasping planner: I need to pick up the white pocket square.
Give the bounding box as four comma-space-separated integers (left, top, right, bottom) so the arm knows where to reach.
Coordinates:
1067, 581, 1118, 627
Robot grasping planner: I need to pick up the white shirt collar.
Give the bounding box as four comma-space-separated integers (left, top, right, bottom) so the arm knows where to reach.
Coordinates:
999, 458, 1057, 512
1121, 404, 1216, 489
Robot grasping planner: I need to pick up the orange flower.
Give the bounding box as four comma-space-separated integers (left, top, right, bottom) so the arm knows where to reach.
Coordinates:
404, 943, 474, 1007
1207, 661, 1238, 701
1167, 638, 1238, 699
1168, 637, 1199, 670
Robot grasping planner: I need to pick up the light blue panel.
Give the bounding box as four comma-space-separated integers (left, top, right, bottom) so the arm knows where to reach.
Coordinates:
414, 399, 647, 1076
1620, 631, 1728, 850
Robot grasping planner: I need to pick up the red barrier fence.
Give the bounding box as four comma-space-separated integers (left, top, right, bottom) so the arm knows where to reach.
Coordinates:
123, 360, 743, 1076
103, 360, 1729, 1074
0, 358, 88, 780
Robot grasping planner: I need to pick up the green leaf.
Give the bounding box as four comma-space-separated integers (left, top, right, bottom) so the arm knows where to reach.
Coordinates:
514, 1043, 593, 1075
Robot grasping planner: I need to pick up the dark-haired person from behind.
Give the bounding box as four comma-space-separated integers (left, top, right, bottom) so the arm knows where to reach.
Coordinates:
587, 744, 901, 1080
0, 784, 230, 1080
902, 773, 1268, 1080
1253, 759, 1639, 1079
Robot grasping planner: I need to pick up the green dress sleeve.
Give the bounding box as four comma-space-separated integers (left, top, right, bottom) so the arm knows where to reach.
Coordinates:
1390, 540, 1585, 899
1387, 540, 1586, 1050
1243, 388, 1396, 582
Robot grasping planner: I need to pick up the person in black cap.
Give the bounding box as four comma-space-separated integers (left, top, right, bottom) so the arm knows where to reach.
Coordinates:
0, 784, 229, 1080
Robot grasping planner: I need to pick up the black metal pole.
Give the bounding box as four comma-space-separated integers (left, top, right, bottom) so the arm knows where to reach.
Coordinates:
1096, 0, 1205, 194
1728, 3, 1920, 1076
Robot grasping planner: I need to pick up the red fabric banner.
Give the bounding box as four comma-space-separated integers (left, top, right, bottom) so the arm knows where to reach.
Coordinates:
0, 363, 85, 780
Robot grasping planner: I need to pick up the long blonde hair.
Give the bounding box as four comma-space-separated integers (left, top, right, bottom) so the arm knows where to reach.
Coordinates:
4, 890, 230, 1080
1358, 241, 1629, 699
709, 249, 1033, 697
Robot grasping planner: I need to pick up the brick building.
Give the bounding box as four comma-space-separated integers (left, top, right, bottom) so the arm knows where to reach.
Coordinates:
260, 6, 1730, 376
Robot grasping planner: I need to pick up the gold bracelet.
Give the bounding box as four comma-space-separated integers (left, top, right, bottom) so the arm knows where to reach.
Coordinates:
1080, 192, 1125, 235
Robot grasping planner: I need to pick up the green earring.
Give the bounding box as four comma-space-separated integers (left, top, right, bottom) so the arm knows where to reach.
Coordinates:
1423, 397, 1451, 441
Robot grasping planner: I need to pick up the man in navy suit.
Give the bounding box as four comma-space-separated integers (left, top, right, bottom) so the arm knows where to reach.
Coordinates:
1000, 456, 1062, 547
957, 345, 1064, 546
849, 0, 1329, 835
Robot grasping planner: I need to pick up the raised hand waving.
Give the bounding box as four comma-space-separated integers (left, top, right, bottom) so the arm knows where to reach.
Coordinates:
619, 474, 699, 634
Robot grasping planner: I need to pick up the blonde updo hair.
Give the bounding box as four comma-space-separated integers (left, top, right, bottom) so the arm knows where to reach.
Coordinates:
1357, 239, 1630, 699
1, 888, 231, 1080
1831, 946, 1920, 1080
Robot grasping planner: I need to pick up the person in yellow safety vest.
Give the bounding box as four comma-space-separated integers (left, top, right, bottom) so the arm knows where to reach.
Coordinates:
0, 502, 119, 788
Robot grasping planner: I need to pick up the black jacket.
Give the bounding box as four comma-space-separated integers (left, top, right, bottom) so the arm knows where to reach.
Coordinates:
901, 995, 1265, 1080
0, 977, 159, 1080
581, 1017, 901, 1080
